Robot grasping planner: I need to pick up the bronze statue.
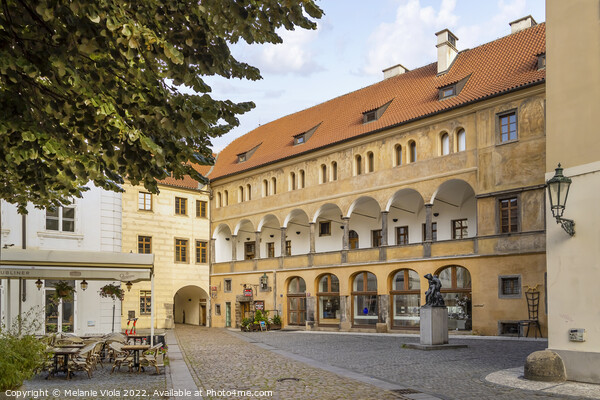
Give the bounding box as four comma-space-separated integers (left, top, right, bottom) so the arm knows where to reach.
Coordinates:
424, 273, 445, 307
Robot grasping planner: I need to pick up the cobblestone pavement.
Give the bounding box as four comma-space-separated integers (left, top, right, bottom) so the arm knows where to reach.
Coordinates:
174, 325, 412, 400
10, 354, 168, 400
239, 330, 589, 400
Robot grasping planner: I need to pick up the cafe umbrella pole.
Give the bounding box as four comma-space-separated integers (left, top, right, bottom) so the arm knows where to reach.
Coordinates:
112, 299, 115, 333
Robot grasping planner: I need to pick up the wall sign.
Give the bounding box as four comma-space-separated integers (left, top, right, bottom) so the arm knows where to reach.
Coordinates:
244, 288, 253, 297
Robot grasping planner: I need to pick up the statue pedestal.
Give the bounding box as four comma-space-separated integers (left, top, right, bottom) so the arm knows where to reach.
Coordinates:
420, 306, 448, 345
403, 306, 467, 350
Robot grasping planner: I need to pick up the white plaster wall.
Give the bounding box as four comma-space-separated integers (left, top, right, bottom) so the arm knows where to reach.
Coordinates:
387, 207, 423, 244
547, 162, 600, 354
348, 214, 381, 249
315, 222, 343, 252
215, 235, 232, 262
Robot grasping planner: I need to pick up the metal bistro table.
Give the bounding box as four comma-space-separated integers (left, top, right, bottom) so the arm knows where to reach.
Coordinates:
121, 344, 150, 372
46, 347, 80, 379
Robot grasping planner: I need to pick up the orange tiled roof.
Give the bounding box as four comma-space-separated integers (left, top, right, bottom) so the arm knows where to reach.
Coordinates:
209, 23, 545, 181
157, 163, 212, 190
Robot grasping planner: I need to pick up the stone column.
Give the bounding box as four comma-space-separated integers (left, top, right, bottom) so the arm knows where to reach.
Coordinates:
231, 235, 237, 261
280, 227, 287, 256
380, 211, 389, 246
424, 203, 433, 258
377, 294, 389, 333
342, 217, 349, 263
339, 295, 352, 331
309, 222, 316, 254
254, 231, 261, 259
305, 296, 316, 330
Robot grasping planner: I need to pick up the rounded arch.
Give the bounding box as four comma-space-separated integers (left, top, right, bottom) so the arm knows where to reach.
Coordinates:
257, 214, 281, 232
313, 202, 344, 253
366, 151, 375, 173
429, 179, 476, 241
455, 127, 466, 152
430, 179, 475, 204
212, 223, 232, 239
233, 219, 256, 236
394, 144, 402, 166
354, 154, 363, 175
213, 223, 232, 263
283, 209, 310, 228
173, 285, 209, 326
316, 272, 340, 293
346, 196, 382, 249
312, 203, 343, 224
346, 196, 383, 218
440, 131, 450, 156
408, 140, 417, 163
385, 188, 425, 212
283, 209, 310, 255
386, 188, 425, 246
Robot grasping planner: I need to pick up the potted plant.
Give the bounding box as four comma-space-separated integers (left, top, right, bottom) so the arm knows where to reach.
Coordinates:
269, 314, 282, 330
240, 317, 253, 332
253, 310, 269, 331
50, 280, 75, 303
99, 283, 125, 301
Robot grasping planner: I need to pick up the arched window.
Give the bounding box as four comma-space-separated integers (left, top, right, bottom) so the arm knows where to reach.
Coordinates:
262, 180, 269, 197
271, 177, 277, 195
246, 184, 252, 201
409, 141, 417, 163
456, 129, 466, 152
299, 170, 305, 188
395, 144, 402, 166
287, 277, 306, 326
441, 132, 450, 156
331, 161, 338, 181
317, 274, 340, 325
352, 271, 377, 326
238, 186, 244, 203
391, 269, 420, 328
367, 152, 374, 173
289, 172, 296, 191
437, 265, 472, 331
355, 155, 362, 176
349, 230, 359, 249
216, 192, 222, 208
223, 190, 228, 206
320, 164, 327, 184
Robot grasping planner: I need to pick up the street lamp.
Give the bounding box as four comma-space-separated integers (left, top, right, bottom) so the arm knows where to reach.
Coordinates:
546, 163, 575, 236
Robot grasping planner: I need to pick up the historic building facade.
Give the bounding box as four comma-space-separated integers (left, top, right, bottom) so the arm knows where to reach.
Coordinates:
120, 168, 211, 330
208, 19, 548, 336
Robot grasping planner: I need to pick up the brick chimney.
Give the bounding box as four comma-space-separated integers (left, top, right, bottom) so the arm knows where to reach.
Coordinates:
382, 64, 409, 80
509, 15, 537, 34
436, 29, 458, 74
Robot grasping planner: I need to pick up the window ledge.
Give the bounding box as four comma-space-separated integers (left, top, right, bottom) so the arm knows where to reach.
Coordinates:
497, 139, 519, 146
37, 231, 84, 241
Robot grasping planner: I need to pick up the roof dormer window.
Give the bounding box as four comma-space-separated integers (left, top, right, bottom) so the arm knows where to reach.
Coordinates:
440, 85, 456, 99
438, 74, 471, 101
362, 100, 392, 124
236, 143, 261, 163
537, 53, 546, 70
293, 123, 320, 146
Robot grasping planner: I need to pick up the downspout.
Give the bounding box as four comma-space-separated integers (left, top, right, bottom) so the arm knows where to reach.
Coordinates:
18, 213, 26, 334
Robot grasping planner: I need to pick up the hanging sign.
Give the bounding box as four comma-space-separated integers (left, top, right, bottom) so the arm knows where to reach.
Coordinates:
244, 288, 253, 297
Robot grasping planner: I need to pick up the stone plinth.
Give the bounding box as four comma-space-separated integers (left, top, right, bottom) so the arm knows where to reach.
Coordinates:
420, 306, 448, 345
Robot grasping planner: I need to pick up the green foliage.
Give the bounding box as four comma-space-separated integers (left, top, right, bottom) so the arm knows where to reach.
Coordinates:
99, 283, 125, 301
271, 314, 281, 325
49, 280, 75, 304
0, 309, 46, 390
0, 1, 323, 212
241, 317, 253, 328
253, 309, 268, 324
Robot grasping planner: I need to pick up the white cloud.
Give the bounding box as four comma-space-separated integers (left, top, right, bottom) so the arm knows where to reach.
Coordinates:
363, 0, 459, 75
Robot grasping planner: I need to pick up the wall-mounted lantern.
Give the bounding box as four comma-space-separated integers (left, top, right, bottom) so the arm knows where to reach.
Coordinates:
35, 279, 43, 290
260, 273, 268, 290
547, 163, 575, 236
126, 281, 133, 291
80, 280, 88, 291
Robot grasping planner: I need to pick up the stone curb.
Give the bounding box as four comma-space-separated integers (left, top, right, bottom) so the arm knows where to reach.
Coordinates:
166, 330, 201, 399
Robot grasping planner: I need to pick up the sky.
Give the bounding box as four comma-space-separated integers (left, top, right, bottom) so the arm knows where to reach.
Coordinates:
203, 0, 545, 153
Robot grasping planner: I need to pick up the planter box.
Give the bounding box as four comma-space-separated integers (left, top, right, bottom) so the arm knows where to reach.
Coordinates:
269, 324, 281, 330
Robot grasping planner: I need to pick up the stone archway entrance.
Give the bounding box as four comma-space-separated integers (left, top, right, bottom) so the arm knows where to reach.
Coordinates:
174, 285, 209, 326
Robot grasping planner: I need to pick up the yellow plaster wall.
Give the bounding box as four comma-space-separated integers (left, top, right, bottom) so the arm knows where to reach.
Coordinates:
121, 183, 210, 330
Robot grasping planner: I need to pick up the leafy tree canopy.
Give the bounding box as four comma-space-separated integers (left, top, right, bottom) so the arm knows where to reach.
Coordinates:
0, 0, 322, 212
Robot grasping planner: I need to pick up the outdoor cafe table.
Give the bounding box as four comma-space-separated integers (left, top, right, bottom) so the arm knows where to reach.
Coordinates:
56, 343, 84, 349
45, 347, 80, 379
121, 344, 150, 372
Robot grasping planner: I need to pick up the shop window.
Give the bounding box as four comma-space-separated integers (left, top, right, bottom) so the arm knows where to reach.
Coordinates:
391, 269, 420, 328
138, 236, 152, 254
395, 226, 409, 245
437, 265, 472, 331
317, 274, 340, 325
319, 221, 331, 236
138, 192, 152, 211
140, 290, 152, 315
175, 197, 187, 215
499, 275, 521, 298
352, 272, 378, 326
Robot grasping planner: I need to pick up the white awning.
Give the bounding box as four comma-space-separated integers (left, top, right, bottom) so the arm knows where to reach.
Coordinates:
0, 249, 153, 282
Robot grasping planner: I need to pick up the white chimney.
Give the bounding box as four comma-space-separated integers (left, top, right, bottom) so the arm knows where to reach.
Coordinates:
382, 64, 409, 80
436, 29, 458, 74
509, 15, 537, 34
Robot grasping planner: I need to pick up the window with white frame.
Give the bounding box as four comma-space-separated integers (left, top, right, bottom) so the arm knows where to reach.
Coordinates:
46, 206, 75, 232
